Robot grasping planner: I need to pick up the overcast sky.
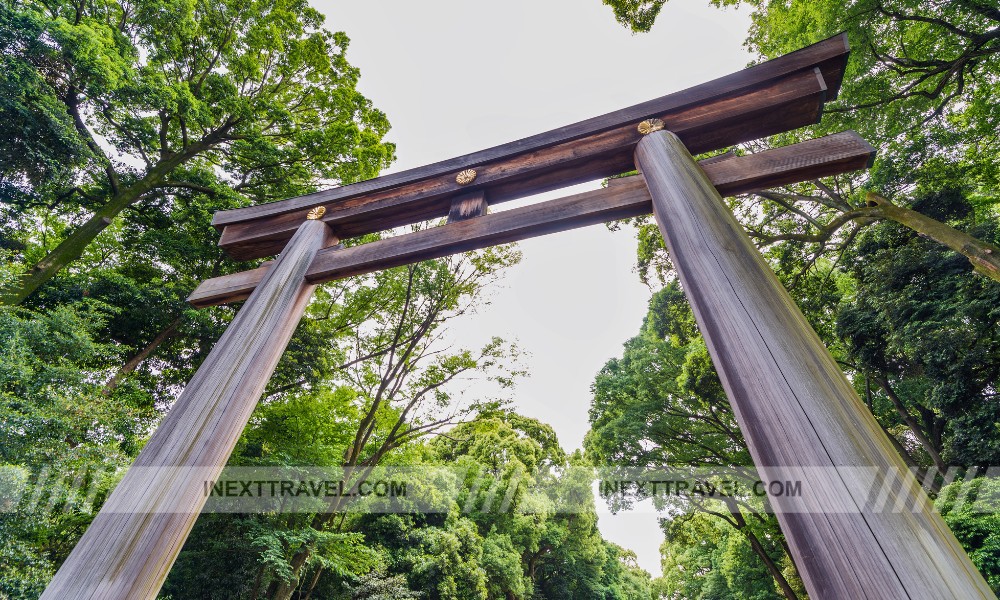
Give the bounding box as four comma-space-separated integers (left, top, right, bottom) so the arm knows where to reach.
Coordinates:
314, 0, 753, 575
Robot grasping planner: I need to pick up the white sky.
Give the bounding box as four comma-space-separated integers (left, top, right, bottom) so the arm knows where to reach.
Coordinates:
315, 0, 753, 576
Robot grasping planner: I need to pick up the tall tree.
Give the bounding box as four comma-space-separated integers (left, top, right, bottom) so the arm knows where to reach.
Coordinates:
586, 284, 805, 599
433, 412, 653, 600
0, 0, 394, 304
836, 189, 1000, 469
656, 511, 803, 600
249, 247, 525, 600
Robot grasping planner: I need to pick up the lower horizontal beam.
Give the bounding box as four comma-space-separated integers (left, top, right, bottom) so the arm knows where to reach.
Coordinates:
187, 261, 273, 307
306, 175, 653, 283
188, 131, 873, 307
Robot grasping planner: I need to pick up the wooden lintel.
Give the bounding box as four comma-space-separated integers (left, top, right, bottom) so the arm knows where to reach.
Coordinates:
305, 177, 652, 284
188, 131, 873, 308
213, 34, 850, 260
218, 69, 828, 259
447, 190, 488, 223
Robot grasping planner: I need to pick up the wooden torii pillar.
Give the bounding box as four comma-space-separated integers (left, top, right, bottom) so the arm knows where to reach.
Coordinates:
43, 34, 995, 599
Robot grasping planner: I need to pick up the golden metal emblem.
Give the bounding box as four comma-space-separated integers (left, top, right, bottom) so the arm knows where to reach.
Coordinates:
638, 118, 665, 135
455, 169, 478, 185
306, 206, 326, 220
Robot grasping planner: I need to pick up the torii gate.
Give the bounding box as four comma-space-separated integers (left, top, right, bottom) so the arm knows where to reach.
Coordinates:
42, 34, 995, 599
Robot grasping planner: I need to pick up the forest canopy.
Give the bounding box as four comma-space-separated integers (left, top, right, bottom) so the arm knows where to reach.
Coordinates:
591, 0, 1000, 597
1, 0, 1000, 598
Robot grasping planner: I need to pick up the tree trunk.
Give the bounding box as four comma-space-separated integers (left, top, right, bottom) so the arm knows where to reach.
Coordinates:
269, 548, 313, 600
880, 423, 920, 470
267, 508, 346, 599
3, 187, 147, 305
102, 317, 182, 395
722, 502, 801, 600
868, 193, 1000, 283
874, 374, 949, 474
1, 150, 201, 305
743, 525, 800, 600
268, 488, 367, 599
873, 392, 944, 495
301, 565, 324, 600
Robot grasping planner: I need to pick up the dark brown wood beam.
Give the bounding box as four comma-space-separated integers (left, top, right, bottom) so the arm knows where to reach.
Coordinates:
214, 33, 847, 228
218, 69, 828, 259
305, 176, 652, 284
701, 129, 874, 193
213, 34, 849, 260
187, 261, 273, 307
189, 131, 872, 307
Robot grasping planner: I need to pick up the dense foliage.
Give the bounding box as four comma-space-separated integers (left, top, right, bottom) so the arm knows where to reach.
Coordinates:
838, 190, 1000, 470
0, 0, 395, 304
4, 0, 1000, 597
0, 0, 654, 598
591, 1, 1000, 597
586, 287, 805, 599
158, 410, 654, 599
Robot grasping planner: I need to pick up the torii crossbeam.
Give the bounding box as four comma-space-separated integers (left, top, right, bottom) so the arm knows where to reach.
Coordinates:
43, 34, 996, 599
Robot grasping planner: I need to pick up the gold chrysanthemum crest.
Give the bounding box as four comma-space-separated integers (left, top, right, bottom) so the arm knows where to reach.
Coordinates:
455, 169, 478, 186
637, 118, 665, 135
306, 206, 326, 220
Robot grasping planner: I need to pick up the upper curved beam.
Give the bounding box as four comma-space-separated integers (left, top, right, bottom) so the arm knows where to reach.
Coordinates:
213, 34, 850, 260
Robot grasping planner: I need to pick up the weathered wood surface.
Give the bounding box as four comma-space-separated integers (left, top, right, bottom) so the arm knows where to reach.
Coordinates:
41, 220, 335, 600
635, 130, 993, 599
188, 131, 874, 308
447, 190, 488, 222
218, 70, 826, 259
213, 34, 850, 260
306, 178, 652, 283
214, 33, 847, 228
702, 129, 874, 193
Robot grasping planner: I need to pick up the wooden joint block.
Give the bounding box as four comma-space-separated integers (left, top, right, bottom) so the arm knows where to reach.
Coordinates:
447, 191, 488, 223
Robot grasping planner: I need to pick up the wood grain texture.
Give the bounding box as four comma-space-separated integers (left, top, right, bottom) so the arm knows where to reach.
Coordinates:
305, 177, 653, 283
446, 190, 488, 222
217, 71, 825, 259
214, 38, 847, 260
214, 34, 846, 226
635, 130, 993, 600
189, 131, 874, 307
701, 130, 875, 194
41, 220, 334, 600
